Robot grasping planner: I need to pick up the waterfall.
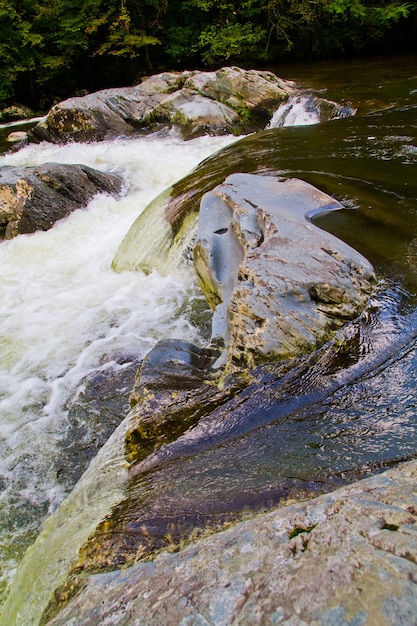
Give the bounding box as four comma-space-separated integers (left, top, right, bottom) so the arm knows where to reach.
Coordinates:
267, 94, 354, 128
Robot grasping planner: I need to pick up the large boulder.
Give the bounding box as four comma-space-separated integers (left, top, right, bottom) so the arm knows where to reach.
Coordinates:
194, 174, 376, 369
0, 163, 122, 238
28, 67, 298, 144
45, 459, 417, 626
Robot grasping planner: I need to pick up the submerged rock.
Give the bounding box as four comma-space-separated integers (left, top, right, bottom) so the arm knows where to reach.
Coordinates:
0, 163, 122, 238
194, 175, 376, 369
28, 67, 297, 143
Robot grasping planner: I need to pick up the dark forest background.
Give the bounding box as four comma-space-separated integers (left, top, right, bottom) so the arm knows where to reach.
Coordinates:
1, 0, 416, 110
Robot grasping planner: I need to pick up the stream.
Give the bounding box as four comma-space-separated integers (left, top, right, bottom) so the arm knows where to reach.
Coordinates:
0, 53, 416, 610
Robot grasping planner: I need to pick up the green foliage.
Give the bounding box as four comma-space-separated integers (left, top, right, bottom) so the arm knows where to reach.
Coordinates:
0, 0, 415, 106
94, 8, 160, 58
198, 22, 266, 63
266, 0, 413, 56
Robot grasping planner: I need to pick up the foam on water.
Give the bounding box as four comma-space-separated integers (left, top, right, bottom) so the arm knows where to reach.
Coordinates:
0, 131, 238, 596
267, 94, 354, 128
267, 95, 322, 128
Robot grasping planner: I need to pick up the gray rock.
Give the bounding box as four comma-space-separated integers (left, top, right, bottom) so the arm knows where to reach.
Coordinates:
184, 67, 296, 119
28, 67, 297, 144
0, 163, 122, 238
193, 175, 376, 369
46, 459, 417, 625
150, 89, 241, 138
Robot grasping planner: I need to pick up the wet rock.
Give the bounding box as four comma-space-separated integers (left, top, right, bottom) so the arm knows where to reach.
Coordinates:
46, 459, 417, 626
0, 163, 122, 238
0, 175, 378, 625
194, 174, 376, 369
28, 67, 297, 144
54, 357, 141, 491
126, 338, 229, 463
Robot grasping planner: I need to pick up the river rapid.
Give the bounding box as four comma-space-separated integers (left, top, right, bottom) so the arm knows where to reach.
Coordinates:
0, 54, 416, 608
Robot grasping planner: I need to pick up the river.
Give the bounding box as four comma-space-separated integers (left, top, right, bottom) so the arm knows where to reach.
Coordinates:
0, 54, 416, 610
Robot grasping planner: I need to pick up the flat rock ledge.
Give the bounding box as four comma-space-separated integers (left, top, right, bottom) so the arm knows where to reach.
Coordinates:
0, 163, 122, 238
47, 459, 417, 625
28, 67, 298, 143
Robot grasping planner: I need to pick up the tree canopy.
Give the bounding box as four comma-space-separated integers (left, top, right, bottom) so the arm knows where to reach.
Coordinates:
0, 0, 415, 107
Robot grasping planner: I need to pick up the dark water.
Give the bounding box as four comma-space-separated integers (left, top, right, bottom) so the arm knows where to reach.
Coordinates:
95, 55, 417, 556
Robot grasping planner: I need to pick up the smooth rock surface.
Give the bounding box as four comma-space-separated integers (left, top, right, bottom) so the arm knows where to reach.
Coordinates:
28, 67, 297, 143
0, 163, 122, 238
47, 459, 417, 625
194, 175, 376, 368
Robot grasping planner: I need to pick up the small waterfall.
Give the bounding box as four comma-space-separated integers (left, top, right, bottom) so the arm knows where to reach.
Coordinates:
267, 94, 354, 128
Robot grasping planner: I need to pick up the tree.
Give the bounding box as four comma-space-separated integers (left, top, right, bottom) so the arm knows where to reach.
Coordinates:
164, 0, 268, 66
265, 0, 413, 57
0, 0, 41, 102
0, 0, 415, 107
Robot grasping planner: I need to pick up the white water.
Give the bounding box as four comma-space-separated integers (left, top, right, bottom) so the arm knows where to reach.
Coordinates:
0, 130, 238, 597
267, 94, 353, 128
0, 93, 332, 601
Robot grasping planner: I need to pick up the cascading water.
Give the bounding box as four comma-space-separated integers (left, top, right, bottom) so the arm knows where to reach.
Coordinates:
0, 130, 238, 599
267, 94, 354, 128
1, 54, 417, 621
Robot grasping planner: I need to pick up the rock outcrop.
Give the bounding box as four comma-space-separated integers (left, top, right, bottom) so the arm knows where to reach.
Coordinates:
47, 459, 417, 625
194, 175, 375, 369
0, 163, 122, 238
28, 67, 298, 143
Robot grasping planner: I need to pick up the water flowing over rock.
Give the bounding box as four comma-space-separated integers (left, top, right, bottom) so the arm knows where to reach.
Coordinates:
0, 173, 379, 625
45, 459, 417, 626
0, 163, 122, 238
194, 174, 375, 369
267, 94, 355, 128
28, 67, 298, 143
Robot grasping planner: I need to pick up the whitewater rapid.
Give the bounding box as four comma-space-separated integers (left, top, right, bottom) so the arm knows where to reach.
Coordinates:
0, 93, 327, 599
0, 130, 238, 595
